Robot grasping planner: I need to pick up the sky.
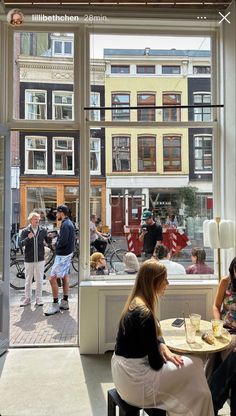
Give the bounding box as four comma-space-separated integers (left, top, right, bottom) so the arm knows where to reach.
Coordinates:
90, 35, 211, 59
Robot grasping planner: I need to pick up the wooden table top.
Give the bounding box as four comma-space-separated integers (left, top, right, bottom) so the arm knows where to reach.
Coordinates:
160, 318, 232, 354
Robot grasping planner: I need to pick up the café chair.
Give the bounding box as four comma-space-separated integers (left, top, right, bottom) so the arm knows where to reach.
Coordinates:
108, 388, 166, 415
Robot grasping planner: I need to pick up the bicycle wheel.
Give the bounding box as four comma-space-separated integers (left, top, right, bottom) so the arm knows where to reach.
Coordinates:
110, 249, 127, 273
69, 253, 79, 288
10, 259, 25, 290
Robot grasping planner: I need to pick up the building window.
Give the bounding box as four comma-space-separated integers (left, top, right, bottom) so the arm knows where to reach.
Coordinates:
138, 136, 156, 172
53, 137, 74, 174
112, 93, 130, 121
163, 93, 181, 122
193, 66, 211, 74
25, 136, 47, 173
137, 93, 155, 121
162, 66, 181, 74
52, 39, 73, 56
90, 92, 100, 121
194, 135, 212, 173
136, 65, 155, 74
25, 90, 47, 120
163, 136, 181, 172
90, 138, 101, 175
193, 93, 211, 121
112, 136, 131, 172
52, 91, 73, 120
111, 65, 130, 74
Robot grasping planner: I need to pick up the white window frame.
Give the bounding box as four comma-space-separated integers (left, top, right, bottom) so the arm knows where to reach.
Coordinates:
193, 92, 212, 122
52, 91, 74, 121
52, 39, 73, 57
25, 136, 47, 174
90, 92, 100, 121
90, 137, 101, 175
25, 89, 47, 120
52, 137, 74, 175
193, 133, 213, 174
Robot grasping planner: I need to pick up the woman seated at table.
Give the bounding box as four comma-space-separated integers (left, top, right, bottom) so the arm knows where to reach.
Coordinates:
111, 259, 214, 416
209, 350, 236, 416
186, 247, 214, 274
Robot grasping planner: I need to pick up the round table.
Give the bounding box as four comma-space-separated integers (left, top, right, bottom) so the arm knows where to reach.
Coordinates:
160, 318, 232, 354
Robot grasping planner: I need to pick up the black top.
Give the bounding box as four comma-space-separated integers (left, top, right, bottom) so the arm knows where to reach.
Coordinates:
143, 222, 163, 254
115, 307, 165, 371
20, 226, 51, 263
56, 217, 75, 255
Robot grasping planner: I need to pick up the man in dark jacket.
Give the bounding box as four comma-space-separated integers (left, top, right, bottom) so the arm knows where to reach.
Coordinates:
20, 211, 52, 307
139, 210, 163, 259
45, 204, 75, 316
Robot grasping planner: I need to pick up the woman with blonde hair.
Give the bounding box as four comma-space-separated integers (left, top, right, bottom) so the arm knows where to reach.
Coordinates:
111, 259, 214, 415
90, 252, 107, 275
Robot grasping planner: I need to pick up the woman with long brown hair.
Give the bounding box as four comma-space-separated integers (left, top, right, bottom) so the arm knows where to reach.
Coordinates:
111, 259, 214, 415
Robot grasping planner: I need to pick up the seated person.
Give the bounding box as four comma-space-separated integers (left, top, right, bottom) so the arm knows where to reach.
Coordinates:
111, 259, 214, 415
186, 247, 214, 274
208, 350, 236, 416
90, 252, 108, 275
153, 244, 186, 275
123, 252, 140, 274
165, 214, 178, 228
90, 213, 107, 255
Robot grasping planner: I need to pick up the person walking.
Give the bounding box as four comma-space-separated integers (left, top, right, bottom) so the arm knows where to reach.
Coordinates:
139, 210, 163, 259
45, 204, 75, 316
20, 212, 52, 307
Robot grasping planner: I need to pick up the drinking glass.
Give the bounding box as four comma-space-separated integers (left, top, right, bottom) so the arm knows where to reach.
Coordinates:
211, 319, 223, 337
190, 313, 201, 332
185, 323, 196, 344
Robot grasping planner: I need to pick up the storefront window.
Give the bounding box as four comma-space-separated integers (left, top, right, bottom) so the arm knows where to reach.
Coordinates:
26, 187, 57, 229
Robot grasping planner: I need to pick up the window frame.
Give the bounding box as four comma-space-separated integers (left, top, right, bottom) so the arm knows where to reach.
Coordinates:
111, 65, 130, 74
52, 136, 74, 175
163, 135, 182, 172
111, 92, 130, 121
112, 135, 131, 172
25, 135, 48, 174
194, 134, 213, 174
25, 89, 47, 120
52, 91, 74, 121
136, 65, 155, 74
137, 92, 156, 122
90, 92, 101, 122
52, 39, 73, 57
90, 137, 101, 175
162, 65, 181, 74
137, 135, 156, 172
193, 92, 212, 122
162, 93, 181, 122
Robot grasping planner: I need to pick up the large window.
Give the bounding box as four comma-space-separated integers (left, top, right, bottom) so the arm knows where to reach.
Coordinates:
163, 93, 181, 122
52, 137, 74, 174
163, 136, 181, 172
90, 138, 101, 174
137, 93, 155, 121
52, 92, 73, 120
194, 135, 212, 173
193, 93, 211, 121
112, 136, 131, 172
112, 93, 130, 121
25, 136, 47, 173
138, 136, 156, 172
25, 90, 47, 120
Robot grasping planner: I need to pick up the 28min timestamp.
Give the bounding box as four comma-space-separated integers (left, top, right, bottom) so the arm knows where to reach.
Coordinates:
83, 14, 108, 22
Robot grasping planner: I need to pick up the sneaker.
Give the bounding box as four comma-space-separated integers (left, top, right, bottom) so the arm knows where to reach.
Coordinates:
44, 303, 60, 316
59, 299, 69, 310
35, 298, 44, 306
20, 298, 31, 307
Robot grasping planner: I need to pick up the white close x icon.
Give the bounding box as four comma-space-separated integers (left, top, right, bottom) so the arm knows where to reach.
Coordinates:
219, 11, 231, 24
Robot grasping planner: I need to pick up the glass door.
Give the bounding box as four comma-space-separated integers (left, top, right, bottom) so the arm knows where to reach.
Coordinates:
0, 125, 10, 356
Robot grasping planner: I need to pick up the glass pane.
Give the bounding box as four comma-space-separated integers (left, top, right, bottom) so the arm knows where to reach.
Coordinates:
0, 137, 4, 282
13, 32, 74, 120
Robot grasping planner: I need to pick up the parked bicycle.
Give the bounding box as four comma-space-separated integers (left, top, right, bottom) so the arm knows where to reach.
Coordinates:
10, 244, 79, 290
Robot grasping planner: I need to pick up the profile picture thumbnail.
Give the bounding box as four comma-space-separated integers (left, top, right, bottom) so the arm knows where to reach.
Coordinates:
7, 9, 24, 27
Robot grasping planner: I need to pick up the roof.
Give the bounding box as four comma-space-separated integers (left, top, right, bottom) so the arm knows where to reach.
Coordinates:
104, 49, 211, 58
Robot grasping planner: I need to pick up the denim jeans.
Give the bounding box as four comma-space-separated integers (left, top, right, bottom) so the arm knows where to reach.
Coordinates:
208, 351, 236, 415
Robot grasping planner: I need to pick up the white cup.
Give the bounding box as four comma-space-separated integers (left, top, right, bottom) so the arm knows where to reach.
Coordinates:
211, 319, 223, 338
185, 323, 196, 344
190, 313, 201, 332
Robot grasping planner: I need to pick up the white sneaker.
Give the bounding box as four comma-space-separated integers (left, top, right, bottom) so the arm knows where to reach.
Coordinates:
44, 303, 60, 316
20, 298, 31, 307
59, 299, 69, 310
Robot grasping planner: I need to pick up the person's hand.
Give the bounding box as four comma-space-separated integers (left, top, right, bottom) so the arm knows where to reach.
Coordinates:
28, 232, 34, 239
159, 343, 184, 367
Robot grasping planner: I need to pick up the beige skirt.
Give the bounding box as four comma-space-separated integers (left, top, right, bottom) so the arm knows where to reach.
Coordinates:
111, 353, 214, 416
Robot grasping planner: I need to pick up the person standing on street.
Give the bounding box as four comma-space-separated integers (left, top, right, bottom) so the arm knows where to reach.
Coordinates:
45, 205, 75, 316
20, 212, 52, 307
139, 210, 163, 259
